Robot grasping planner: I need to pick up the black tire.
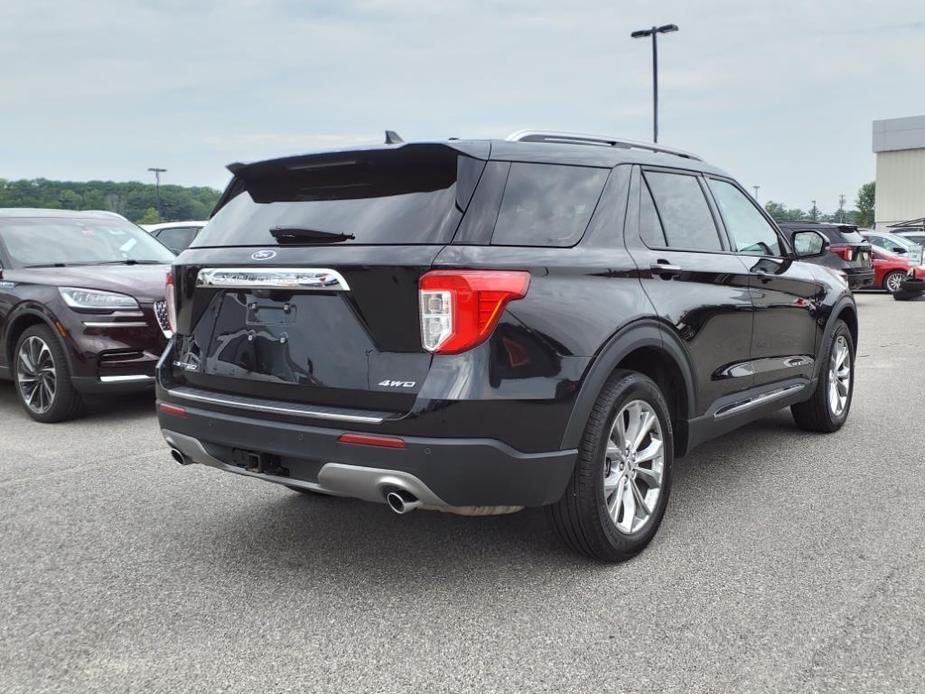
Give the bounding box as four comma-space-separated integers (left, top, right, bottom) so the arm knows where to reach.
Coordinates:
791, 319, 853, 433
882, 271, 906, 294
12, 325, 83, 423
550, 370, 673, 563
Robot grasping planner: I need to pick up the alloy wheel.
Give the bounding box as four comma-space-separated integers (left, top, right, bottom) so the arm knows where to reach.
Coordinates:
886, 272, 905, 293
16, 336, 57, 415
602, 400, 665, 534
828, 335, 851, 417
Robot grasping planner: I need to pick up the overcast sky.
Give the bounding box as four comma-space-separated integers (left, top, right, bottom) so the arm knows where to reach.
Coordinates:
1, 0, 923, 212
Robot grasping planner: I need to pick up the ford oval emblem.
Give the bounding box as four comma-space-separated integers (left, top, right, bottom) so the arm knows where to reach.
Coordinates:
251, 249, 277, 261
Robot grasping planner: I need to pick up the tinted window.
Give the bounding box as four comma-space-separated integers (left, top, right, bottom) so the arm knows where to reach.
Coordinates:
195, 147, 481, 247
157, 226, 199, 253
643, 172, 722, 251
639, 181, 667, 246
708, 179, 781, 256
0, 218, 175, 268
491, 163, 608, 247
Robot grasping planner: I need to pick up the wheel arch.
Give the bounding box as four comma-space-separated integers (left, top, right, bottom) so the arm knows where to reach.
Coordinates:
561, 320, 697, 457
3, 305, 72, 372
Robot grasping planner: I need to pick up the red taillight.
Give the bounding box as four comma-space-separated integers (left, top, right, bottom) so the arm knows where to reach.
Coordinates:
830, 246, 853, 261
419, 270, 531, 354
158, 402, 187, 417
337, 433, 407, 449
165, 270, 178, 333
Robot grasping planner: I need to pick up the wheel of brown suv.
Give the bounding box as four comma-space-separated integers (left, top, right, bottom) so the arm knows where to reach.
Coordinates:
551, 369, 673, 562
791, 319, 853, 433
13, 325, 83, 423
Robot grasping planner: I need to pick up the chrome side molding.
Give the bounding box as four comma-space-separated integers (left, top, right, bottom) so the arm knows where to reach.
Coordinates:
713, 383, 805, 420
196, 268, 351, 291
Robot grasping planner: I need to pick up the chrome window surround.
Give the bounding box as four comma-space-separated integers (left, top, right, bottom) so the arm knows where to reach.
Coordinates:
196, 268, 351, 291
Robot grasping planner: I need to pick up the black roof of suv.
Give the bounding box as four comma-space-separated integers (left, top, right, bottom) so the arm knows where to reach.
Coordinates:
157, 130, 858, 563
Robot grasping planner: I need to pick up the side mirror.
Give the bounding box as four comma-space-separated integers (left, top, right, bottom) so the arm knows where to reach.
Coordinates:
791, 230, 830, 258
894, 247, 908, 255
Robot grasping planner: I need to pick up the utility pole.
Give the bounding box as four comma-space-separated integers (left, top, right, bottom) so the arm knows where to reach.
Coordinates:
753, 185, 760, 202
147, 167, 167, 220
838, 194, 846, 223
811, 200, 818, 222
630, 24, 679, 143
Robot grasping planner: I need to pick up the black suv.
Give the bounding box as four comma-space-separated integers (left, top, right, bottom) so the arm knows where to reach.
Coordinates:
777, 222, 873, 289
156, 131, 857, 562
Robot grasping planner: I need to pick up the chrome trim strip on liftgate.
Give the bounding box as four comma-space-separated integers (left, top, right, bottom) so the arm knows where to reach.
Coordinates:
713, 383, 805, 420
196, 268, 351, 291
166, 387, 385, 424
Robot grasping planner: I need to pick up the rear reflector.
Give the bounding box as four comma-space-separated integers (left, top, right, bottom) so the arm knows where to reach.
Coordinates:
337, 433, 407, 449
419, 270, 531, 354
158, 403, 187, 417
165, 270, 178, 333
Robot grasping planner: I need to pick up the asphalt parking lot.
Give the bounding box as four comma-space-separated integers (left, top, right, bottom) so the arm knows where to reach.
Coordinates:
1, 292, 923, 693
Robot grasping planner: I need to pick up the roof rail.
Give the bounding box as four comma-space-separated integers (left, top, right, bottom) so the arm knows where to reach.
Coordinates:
505, 130, 702, 161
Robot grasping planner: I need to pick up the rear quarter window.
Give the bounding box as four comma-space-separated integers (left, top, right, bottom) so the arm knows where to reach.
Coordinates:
490, 163, 609, 247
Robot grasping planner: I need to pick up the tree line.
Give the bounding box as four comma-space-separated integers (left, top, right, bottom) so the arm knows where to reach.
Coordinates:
0, 178, 222, 224
1, 176, 878, 229
764, 182, 875, 228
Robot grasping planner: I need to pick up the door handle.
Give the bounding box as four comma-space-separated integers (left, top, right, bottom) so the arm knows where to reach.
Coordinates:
650, 262, 682, 278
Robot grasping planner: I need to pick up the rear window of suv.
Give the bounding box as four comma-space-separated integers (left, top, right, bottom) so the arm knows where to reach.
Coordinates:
195, 146, 483, 247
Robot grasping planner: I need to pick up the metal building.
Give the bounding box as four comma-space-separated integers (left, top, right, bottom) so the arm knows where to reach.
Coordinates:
872, 115, 925, 229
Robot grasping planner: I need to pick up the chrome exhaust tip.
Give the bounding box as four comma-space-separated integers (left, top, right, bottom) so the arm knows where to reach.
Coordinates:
386, 490, 422, 515
170, 448, 191, 465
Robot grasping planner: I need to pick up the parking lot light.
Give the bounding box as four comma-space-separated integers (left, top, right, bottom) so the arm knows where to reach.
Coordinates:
630, 23, 679, 143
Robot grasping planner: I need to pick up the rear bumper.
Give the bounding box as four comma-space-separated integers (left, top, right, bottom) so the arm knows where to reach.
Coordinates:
844, 269, 874, 289
157, 402, 577, 508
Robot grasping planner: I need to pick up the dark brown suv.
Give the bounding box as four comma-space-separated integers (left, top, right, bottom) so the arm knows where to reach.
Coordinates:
0, 209, 175, 421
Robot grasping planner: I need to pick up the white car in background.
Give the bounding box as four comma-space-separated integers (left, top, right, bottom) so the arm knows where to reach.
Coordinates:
141, 221, 207, 254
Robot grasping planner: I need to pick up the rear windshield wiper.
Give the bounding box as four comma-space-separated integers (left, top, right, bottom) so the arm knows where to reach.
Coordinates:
270, 227, 355, 245
92, 259, 164, 265
23, 263, 69, 268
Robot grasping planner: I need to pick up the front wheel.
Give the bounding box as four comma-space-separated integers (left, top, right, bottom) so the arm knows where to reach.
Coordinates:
791, 319, 853, 432
13, 325, 83, 423
551, 370, 673, 562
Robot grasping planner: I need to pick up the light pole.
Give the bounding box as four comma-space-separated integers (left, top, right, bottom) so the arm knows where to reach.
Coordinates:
147, 167, 167, 220
811, 200, 818, 222
753, 185, 760, 202
631, 23, 679, 143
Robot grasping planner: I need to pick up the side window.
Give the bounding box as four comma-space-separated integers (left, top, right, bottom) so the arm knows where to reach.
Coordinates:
157, 227, 197, 253
639, 180, 667, 247
643, 171, 723, 251
707, 179, 782, 256
491, 163, 609, 247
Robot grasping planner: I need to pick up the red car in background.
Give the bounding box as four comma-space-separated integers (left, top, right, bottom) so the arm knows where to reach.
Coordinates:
871, 246, 923, 292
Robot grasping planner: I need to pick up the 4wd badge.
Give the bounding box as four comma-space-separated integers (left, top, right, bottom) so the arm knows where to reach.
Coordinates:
378, 380, 416, 388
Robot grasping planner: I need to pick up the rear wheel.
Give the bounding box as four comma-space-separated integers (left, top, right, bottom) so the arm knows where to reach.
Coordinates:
13, 325, 83, 423
883, 270, 906, 294
791, 319, 853, 432
551, 370, 673, 562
